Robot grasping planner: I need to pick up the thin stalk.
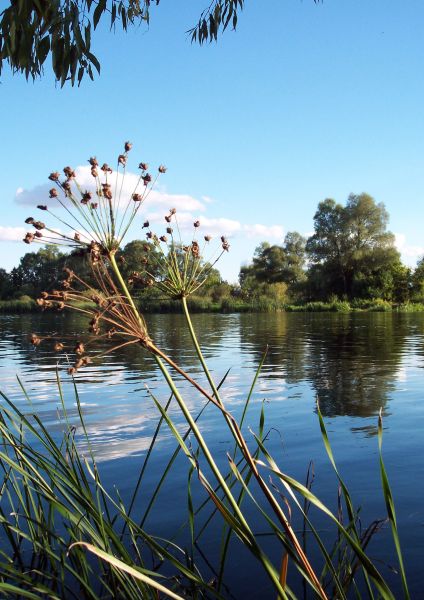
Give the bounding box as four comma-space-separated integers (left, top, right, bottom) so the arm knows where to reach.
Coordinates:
109, 254, 289, 597
180, 296, 328, 599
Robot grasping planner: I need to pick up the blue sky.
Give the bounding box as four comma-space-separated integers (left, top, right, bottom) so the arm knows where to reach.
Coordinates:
1, 0, 423, 282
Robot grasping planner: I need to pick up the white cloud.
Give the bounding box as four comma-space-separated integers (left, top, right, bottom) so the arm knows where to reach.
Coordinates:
13, 167, 285, 246
14, 165, 205, 213
395, 232, 424, 265
0, 226, 26, 242
243, 224, 284, 239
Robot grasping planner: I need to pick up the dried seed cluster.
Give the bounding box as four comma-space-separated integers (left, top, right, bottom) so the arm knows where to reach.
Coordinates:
22, 141, 166, 258
132, 209, 230, 299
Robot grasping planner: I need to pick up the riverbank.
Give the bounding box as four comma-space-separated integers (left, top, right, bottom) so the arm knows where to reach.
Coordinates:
3, 296, 424, 314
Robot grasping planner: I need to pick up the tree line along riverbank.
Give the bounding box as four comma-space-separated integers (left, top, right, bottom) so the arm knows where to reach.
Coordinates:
3, 193, 424, 314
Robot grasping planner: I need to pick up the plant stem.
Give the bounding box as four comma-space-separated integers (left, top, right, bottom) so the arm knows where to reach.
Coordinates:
109, 254, 288, 597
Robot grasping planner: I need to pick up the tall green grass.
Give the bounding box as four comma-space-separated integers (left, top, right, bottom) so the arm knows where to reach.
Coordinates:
0, 369, 409, 599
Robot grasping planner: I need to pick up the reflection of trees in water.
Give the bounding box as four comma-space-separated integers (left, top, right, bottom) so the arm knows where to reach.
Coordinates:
238, 313, 307, 383
305, 313, 408, 418
1, 312, 156, 382
2, 312, 419, 422
1, 311, 230, 385
239, 312, 412, 419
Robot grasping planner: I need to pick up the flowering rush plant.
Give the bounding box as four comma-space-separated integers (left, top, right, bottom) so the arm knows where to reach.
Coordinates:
24, 142, 229, 374
18, 142, 401, 600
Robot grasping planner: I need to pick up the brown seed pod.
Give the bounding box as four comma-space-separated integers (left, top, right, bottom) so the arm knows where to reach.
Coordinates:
74, 342, 85, 355
63, 166, 76, 179
191, 241, 200, 258
29, 334, 41, 346
102, 183, 112, 200
62, 181, 71, 194
124, 141, 132, 152
23, 233, 34, 244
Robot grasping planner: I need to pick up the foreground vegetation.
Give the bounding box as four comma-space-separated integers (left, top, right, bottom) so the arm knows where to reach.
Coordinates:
0, 144, 412, 598
0, 376, 409, 599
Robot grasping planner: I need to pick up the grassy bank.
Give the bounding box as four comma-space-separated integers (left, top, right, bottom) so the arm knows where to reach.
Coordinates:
0, 296, 36, 313
3, 295, 424, 314
286, 299, 424, 312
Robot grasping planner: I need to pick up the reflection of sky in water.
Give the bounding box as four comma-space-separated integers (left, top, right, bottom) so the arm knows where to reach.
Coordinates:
1, 312, 423, 595
1, 312, 424, 456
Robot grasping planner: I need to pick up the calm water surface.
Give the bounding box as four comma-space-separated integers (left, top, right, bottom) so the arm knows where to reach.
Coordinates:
0, 312, 423, 596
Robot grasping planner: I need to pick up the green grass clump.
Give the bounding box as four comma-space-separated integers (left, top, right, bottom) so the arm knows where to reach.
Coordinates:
395, 302, 424, 312
0, 296, 36, 313
286, 300, 351, 312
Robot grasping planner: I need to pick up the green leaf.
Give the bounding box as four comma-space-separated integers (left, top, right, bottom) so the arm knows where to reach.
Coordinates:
93, 0, 106, 30
86, 51, 100, 74
36, 35, 50, 66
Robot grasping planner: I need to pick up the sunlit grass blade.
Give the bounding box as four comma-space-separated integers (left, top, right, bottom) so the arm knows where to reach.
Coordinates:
316, 400, 376, 599
378, 410, 410, 600
69, 542, 185, 600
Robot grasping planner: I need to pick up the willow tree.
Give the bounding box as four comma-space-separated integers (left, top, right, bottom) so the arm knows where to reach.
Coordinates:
306, 193, 401, 299
0, 0, 322, 85
0, 0, 246, 85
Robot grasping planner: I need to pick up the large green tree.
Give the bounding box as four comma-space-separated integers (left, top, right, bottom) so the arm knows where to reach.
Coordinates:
0, 268, 11, 299
239, 232, 306, 301
10, 245, 65, 296
306, 193, 401, 299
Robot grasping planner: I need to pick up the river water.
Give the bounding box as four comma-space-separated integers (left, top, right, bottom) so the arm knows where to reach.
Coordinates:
0, 311, 423, 597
